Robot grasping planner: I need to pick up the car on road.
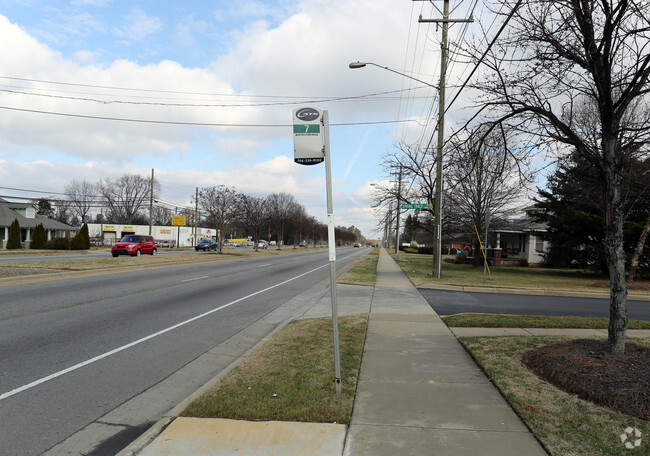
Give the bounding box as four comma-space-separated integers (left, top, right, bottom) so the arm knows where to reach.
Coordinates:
257, 240, 268, 249
353, 243, 360, 248
299, 241, 307, 247
195, 239, 218, 251
112, 235, 157, 257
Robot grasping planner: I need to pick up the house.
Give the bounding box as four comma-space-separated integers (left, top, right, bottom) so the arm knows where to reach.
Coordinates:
489, 213, 549, 266
0, 198, 76, 249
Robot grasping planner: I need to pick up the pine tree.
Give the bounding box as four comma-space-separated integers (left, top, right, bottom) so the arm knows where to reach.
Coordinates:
6, 218, 22, 249
31, 223, 47, 249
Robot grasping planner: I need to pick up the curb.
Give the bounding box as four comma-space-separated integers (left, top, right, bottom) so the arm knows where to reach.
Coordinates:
414, 283, 650, 301
116, 320, 293, 456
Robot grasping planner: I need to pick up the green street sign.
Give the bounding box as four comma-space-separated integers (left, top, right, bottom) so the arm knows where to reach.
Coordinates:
402, 203, 431, 210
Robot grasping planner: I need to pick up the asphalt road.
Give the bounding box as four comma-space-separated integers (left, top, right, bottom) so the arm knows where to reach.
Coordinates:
0, 247, 365, 456
418, 288, 650, 321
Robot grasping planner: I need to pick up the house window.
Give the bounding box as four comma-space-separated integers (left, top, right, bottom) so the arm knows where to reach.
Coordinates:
535, 236, 545, 252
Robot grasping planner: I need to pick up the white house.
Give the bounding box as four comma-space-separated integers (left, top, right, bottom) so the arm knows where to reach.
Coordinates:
0, 198, 76, 249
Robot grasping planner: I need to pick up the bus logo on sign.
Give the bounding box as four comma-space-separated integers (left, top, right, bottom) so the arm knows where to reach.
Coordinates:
295, 107, 320, 122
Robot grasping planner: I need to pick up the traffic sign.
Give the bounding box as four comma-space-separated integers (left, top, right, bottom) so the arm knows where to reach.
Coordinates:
293, 107, 324, 165
402, 203, 432, 210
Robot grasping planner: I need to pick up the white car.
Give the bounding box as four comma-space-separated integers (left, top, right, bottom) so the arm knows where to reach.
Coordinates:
257, 240, 269, 249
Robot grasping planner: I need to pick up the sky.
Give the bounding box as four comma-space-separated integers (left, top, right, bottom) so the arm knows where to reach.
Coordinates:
0, 0, 485, 238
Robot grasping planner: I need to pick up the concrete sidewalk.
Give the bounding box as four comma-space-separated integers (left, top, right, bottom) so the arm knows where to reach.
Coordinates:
128, 248, 551, 455
342, 248, 547, 455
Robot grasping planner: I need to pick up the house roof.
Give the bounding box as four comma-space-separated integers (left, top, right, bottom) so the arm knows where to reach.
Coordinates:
0, 198, 75, 231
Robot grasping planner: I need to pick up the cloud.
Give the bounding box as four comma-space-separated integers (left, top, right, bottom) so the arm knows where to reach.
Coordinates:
114, 8, 162, 41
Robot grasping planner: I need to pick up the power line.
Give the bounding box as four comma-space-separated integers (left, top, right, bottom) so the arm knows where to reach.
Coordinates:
0, 105, 416, 127
0, 85, 434, 108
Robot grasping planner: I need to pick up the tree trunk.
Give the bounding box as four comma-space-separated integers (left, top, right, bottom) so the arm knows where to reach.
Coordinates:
603, 157, 628, 355
627, 213, 650, 283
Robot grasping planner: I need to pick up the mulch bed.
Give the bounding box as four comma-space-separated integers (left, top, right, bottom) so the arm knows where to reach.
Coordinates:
591, 281, 650, 290
522, 339, 650, 420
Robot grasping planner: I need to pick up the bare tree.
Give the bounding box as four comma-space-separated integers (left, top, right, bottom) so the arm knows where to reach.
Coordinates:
268, 192, 298, 248
235, 195, 271, 250
64, 180, 97, 224
97, 174, 159, 224
152, 205, 174, 226
445, 125, 531, 260
468, 0, 650, 354
197, 186, 238, 253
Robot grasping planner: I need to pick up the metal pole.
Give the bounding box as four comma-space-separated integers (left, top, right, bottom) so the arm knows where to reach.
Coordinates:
149, 168, 154, 235
433, 0, 449, 279
484, 209, 490, 286
394, 166, 402, 255
323, 110, 341, 394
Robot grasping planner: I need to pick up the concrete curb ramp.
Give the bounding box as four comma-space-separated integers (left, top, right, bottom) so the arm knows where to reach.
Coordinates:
138, 419, 347, 456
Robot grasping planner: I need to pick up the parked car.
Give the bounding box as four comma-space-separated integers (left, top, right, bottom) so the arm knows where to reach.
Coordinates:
353, 243, 360, 248
112, 235, 157, 257
257, 240, 268, 249
195, 239, 218, 251
299, 241, 307, 247
160, 240, 175, 248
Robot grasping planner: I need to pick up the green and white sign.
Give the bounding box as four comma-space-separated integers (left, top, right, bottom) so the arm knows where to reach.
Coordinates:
402, 203, 432, 210
293, 107, 324, 165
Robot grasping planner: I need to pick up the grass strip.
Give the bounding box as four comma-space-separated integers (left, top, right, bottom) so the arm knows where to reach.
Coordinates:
461, 336, 650, 456
391, 253, 650, 294
0, 248, 317, 272
442, 314, 650, 329
337, 249, 379, 286
182, 314, 368, 424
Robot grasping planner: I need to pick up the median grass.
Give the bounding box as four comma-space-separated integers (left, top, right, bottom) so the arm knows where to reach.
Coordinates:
182, 314, 368, 424
442, 314, 650, 329
0, 248, 318, 273
391, 253, 650, 295
461, 336, 650, 456
337, 249, 379, 286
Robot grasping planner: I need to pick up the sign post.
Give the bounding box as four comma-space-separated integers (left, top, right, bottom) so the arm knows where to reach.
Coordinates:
172, 216, 186, 249
292, 107, 341, 394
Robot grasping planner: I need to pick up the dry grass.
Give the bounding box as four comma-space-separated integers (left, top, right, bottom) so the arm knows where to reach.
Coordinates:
461, 336, 650, 456
182, 314, 368, 424
442, 313, 650, 329
0, 247, 320, 273
337, 249, 379, 286
391, 253, 650, 295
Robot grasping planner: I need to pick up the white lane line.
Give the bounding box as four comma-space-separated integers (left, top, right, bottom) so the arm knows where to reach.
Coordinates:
258, 264, 272, 268
181, 276, 209, 283
0, 262, 328, 402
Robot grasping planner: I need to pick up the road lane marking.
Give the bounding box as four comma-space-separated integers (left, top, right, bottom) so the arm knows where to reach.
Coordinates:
0, 262, 330, 402
181, 276, 209, 283
258, 264, 272, 268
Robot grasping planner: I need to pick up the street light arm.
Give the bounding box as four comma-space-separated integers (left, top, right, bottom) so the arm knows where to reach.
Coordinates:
348, 61, 438, 89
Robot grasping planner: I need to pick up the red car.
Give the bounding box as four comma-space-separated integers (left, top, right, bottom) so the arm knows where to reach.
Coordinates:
112, 235, 157, 257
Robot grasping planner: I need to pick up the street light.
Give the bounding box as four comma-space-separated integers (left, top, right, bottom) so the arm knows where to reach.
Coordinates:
348, 62, 438, 90
350, 60, 443, 277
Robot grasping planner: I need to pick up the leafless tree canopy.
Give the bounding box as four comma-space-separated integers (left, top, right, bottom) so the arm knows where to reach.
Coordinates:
64, 180, 97, 224
467, 0, 650, 354
197, 186, 238, 252
96, 174, 159, 224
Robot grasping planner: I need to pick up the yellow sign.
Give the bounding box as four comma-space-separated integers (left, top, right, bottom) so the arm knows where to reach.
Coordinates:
172, 216, 186, 226
122, 226, 134, 231
104, 225, 115, 231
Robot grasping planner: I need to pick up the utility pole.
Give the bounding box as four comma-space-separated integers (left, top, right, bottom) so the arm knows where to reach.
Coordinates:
394, 166, 403, 255
417, 0, 472, 278
194, 187, 198, 247
149, 168, 154, 235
